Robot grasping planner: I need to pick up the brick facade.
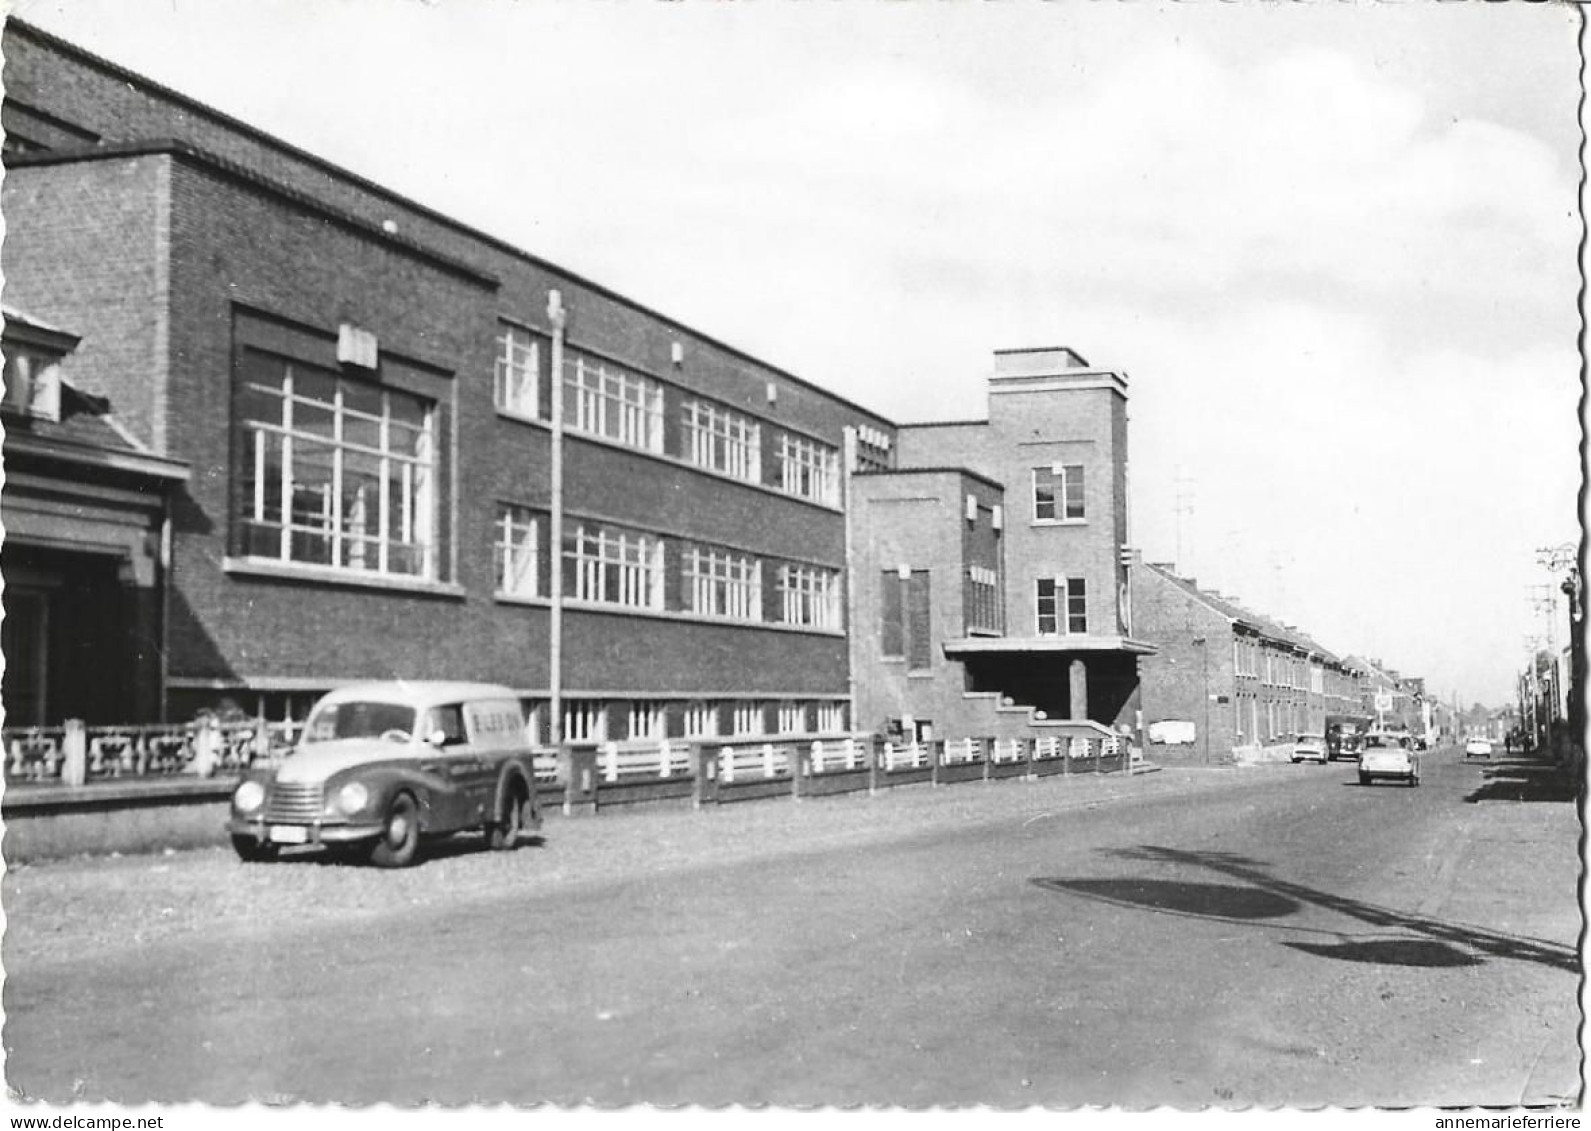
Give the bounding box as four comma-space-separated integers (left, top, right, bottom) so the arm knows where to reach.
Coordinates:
2, 20, 888, 737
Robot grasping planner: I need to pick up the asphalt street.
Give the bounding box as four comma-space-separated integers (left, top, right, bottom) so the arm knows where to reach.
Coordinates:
3, 747, 1581, 1108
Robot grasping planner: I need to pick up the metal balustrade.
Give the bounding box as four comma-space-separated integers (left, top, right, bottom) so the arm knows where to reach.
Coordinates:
4, 720, 300, 786
3, 717, 1139, 808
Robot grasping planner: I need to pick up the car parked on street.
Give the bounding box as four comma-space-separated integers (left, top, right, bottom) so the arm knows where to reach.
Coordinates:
1291, 733, 1329, 764
1358, 731, 1419, 787
1464, 736, 1494, 759
227, 681, 543, 867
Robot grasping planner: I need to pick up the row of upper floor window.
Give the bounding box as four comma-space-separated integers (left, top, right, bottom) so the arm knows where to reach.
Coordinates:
1232, 638, 1360, 692
496, 506, 843, 631
229, 349, 846, 611
495, 324, 842, 506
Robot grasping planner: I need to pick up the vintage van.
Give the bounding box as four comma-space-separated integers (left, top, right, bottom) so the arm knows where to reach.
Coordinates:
227, 681, 542, 867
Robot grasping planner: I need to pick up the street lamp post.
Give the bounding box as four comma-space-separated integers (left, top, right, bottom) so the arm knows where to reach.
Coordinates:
1192, 637, 1209, 764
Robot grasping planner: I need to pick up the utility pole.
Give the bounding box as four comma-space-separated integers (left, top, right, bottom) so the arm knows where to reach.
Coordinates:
1536, 542, 1583, 762
1174, 467, 1196, 575
547, 290, 566, 747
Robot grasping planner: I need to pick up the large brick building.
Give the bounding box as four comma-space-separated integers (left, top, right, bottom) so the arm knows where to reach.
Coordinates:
0, 20, 895, 741
2, 20, 1153, 745
850, 348, 1152, 745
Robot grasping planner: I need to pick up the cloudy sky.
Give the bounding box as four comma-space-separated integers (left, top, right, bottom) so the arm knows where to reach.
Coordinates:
14, 0, 1584, 708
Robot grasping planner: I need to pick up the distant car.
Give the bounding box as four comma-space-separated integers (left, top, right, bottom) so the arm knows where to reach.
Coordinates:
227, 681, 543, 867
1359, 732, 1419, 787
1331, 732, 1363, 762
1291, 734, 1329, 764
1464, 737, 1494, 759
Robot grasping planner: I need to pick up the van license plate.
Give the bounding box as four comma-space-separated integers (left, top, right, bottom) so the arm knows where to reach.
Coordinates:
268, 825, 310, 845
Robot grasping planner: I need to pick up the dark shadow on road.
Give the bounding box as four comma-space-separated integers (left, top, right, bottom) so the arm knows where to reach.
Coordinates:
1281, 938, 1483, 967
272, 834, 547, 868
1033, 878, 1299, 920
1032, 845, 1579, 975
1462, 753, 1582, 805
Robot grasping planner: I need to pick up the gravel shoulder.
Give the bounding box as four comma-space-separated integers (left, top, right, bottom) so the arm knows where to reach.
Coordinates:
3, 764, 1281, 969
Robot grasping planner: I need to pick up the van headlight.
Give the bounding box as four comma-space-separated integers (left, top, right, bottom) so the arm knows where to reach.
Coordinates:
335, 782, 369, 816
234, 780, 265, 813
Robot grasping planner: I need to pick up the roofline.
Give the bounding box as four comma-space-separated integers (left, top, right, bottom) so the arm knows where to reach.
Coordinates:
8, 140, 501, 288
895, 419, 991, 430
4, 430, 192, 482
854, 466, 1004, 490
6, 17, 897, 428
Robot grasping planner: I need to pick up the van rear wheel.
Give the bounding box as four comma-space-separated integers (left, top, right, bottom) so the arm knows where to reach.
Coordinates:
488, 780, 527, 851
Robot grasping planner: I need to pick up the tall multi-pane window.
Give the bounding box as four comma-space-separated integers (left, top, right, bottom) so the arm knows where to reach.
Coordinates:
1036, 577, 1087, 635
778, 702, 809, 735
494, 324, 540, 417
1032, 465, 1085, 522
779, 564, 841, 630
682, 399, 761, 483
966, 566, 1002, 634
685, 547, 762, 621
628, 701, 664, 741
684, 702, 720, 739
732, 702, 766, 737
778, 434, 840, 506
816, 702, 846, 733
562, 700, 605, 743
563, 350, 664, 453
563, 523, 664, 609
236, 353, 435, 577
494, 505, 539, 597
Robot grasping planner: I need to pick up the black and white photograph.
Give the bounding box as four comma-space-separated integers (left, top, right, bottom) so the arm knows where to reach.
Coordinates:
0, 0, 1583, 1121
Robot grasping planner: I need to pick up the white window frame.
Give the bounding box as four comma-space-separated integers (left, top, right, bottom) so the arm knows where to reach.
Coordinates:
966, 565, 1002, 634
684, 701, 720, 739
494, 505, 539, 598
237, 357, 436, 579
565, 523, 665, 610
628, 700, 664, 741
778, 564, 841, 630
1032, 464, 1085, 523
1036, 577, 1087, 636
564, 351, 664, 453
494, 324, 540, 418
685, 546, 762, 621
732, 701, 766, 737
563, 700, 606, 744
682, 399, 762, 483
778, 702, 809, 735
816, 702, 846, 734
1, 346, 62, 422
777, 434, 840, 506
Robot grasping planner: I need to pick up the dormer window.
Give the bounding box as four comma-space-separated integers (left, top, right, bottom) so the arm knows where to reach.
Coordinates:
2, 345, 63, 421
2, 311, 77, 423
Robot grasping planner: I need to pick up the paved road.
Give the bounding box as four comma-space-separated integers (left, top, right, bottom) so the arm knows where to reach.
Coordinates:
4, 749, 1580, 1108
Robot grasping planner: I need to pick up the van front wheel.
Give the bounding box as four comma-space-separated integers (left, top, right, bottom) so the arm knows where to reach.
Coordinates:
369, 792, 421, 868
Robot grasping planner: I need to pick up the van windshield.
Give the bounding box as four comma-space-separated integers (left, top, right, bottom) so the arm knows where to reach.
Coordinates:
304, 701, 417, 743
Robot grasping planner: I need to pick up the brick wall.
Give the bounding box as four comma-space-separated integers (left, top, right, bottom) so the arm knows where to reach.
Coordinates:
1, 159, 171, 450
1130, 567, 1238, 761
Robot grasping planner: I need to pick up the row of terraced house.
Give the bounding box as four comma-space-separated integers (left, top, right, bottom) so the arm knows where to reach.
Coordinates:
0, 19, 1428, 774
